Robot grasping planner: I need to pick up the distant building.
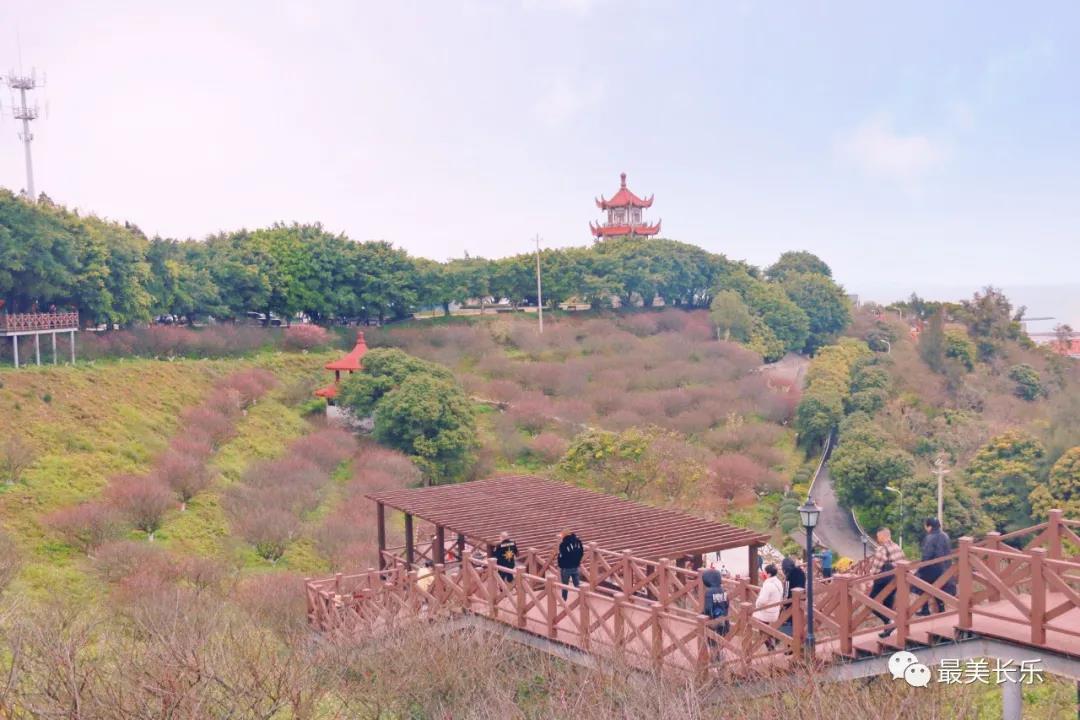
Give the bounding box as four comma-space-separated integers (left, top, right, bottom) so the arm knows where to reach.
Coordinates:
590, 172, 661, 239
1051, 338, 1080, 359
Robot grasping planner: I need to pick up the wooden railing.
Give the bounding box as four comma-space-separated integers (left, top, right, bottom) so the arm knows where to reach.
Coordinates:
311, 512, 1080, 677
0, 311, 79, 332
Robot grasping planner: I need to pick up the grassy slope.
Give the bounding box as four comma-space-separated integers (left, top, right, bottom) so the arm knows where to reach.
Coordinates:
0, 351, 333, 597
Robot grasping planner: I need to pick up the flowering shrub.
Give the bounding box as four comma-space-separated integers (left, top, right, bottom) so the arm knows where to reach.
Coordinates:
282, 324, 332, 350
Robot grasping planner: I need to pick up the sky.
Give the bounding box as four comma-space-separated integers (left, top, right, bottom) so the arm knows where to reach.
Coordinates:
1, 1, 1078, 323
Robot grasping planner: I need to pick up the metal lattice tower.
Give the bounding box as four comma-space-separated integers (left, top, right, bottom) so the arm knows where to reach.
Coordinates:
5, 69, 42, 201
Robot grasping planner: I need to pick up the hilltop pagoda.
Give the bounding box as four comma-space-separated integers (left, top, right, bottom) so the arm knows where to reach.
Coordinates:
590, 172, 661, 239
314, 331, 369, 404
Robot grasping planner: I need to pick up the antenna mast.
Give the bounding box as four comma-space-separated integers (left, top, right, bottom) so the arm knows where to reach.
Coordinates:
6, 68, 42, 201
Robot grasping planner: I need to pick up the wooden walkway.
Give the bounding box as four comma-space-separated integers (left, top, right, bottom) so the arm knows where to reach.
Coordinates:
306, 510, 1080, 679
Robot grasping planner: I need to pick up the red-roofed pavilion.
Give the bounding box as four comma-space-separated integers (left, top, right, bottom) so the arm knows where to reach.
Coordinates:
315, 331, 368, 402
590, 172, 661, 239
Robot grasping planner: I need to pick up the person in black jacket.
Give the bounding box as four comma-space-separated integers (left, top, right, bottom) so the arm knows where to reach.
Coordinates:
491, 531, 518, 583
779, 556, 806, 638
917, 517, 953, 615
557, 530, 584, 600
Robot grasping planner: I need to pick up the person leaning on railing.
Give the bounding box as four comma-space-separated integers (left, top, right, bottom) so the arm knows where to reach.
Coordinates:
753, 564, 784, 650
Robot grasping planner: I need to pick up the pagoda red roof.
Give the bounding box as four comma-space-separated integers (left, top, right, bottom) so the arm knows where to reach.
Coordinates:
314, 384, 339, 399
590, 220, 662, 238
596, 172, 654, 210
325, 331, 369, 372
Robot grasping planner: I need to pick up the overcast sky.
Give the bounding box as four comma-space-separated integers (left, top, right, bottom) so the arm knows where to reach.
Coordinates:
1, 1, 1078, 319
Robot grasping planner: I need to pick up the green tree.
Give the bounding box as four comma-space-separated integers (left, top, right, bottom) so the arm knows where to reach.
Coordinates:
781, 271, 851, 353
1030, 446, 1080, 519
944, 330, 976, 371
709, 290, 753, 342
373, 375, 477, 484
765, 251, 832, 282
966, 430, 1045, 532
1007, 364, 1044, 401
830, 432, 914, 528
742, 280, 810, 353
956, 286, 1025, 360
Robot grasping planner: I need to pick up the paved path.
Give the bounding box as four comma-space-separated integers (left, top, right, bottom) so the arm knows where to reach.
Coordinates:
809, 462, 868, 561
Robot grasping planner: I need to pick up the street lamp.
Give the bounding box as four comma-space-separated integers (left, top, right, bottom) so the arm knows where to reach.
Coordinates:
798, 497, 821, 651
861, 534, 870, 559
886, 485, 904, 549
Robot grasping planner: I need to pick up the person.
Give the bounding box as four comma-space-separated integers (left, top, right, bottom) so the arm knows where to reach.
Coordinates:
917, 517, 953, 615
815, 545, 834, 579
779, 557, 806, 638
702, 568, 730, 656
754, 564, 785, 650
491, 531, 518, 583
868, 527, 906, 637
557, 530, 584, 600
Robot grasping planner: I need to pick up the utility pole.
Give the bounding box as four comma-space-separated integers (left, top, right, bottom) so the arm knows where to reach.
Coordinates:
932, 454, 951, 528
534, 234, 543, 334
5, 68, 43, 201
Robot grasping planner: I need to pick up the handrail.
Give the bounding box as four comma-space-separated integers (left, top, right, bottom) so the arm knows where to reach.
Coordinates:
805, 428, 833, 501
0, 311, 79, 332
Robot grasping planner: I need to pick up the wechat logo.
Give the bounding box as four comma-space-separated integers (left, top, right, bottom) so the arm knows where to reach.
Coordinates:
889, 651, 932, 688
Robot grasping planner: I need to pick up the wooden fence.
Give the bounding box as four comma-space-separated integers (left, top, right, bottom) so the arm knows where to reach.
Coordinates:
0, 311, 79, 332
309, 512, 1080, 677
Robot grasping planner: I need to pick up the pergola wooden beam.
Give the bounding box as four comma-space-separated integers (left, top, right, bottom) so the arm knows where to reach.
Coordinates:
368, 475, 768, 562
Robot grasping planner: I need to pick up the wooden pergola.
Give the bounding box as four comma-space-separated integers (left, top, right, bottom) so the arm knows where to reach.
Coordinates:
368, 475, 769, 573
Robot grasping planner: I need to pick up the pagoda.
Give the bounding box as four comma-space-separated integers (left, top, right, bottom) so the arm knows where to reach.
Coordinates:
314, 331, 369, 404
590, 172, 661, 239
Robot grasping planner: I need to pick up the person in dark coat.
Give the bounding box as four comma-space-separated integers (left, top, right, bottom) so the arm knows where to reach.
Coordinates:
557, 530, 584, 600
491, 531, 518, 583
778, 556, 806, 638
917, 517, 953, 615
702, 568, 730, 656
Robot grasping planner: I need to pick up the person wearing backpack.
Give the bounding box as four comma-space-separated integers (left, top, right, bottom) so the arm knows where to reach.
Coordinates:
702, 568, 730, 657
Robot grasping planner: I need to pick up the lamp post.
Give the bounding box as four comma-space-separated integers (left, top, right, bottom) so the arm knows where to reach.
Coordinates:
799, 497, 821, 651
886, 485, 904, 549
861, 534, 870, 559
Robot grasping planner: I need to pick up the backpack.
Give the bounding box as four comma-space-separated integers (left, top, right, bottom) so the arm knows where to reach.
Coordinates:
708, 589, 730, 635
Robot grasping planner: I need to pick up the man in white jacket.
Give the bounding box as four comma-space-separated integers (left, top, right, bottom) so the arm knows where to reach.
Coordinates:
754, 564, 785, 649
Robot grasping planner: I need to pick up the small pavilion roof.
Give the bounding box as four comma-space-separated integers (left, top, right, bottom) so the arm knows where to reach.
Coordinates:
368, 475, 768, 559
596, 172, 654, 210
314, 384, 339, 399
325, 331, 369, 371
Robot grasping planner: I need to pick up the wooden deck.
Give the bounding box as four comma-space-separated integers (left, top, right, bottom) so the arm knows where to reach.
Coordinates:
307, 510, 1080, 679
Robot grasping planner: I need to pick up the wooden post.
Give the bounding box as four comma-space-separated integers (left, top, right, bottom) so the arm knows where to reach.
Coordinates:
836, 574, 853, 656
588, 542, 600, 585
546, 575, 558, 640
957, 537, 973, 630
691, 553, 703, 570
790, 588, 806, 657
650, 604, 663, 671
515, 569, 526, 629
893, 560, 911, 645
404, 513, 414, 569
1047, 510, 1063, 559
34, 333, 40, 365
376, 502, 386, 570
457, 533, 466, 564
621, 550, 634, 596
579, 582, 591, 650
486, 558, 499, 619
984, 532, 1002, 602
51, 332, 57, 364
748, 544, 759, 581
70, 330, 75, 363
434, 525, 445, 565
738, 601, 754, 671
432, 563, 445, 609
613, 593, 626, 658
695, 614, 710, 678
658, 558, 671, 607
12, 336, 17, 368
334, 572, 343, 597
1029, 548, 1046, 645
696, 569, 706, 614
